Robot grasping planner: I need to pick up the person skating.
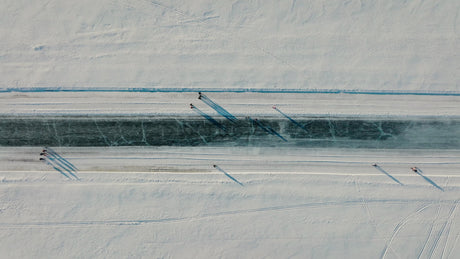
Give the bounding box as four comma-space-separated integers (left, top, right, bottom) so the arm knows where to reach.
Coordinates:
39, 148, 48, 161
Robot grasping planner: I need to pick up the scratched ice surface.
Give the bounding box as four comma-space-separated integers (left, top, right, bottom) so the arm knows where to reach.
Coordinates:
1, 116, 459, 149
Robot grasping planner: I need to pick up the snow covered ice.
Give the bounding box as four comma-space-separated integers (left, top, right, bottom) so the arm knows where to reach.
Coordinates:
1, 0, 460, 258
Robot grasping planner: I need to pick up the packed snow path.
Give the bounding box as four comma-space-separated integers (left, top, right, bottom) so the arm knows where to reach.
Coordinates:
2, 91, 460, 117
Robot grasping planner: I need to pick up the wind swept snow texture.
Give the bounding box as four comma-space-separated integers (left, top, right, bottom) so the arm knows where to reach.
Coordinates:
1, 0, 459, 91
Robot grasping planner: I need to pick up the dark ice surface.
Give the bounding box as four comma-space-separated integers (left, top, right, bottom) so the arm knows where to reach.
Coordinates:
1, 115, 459, 149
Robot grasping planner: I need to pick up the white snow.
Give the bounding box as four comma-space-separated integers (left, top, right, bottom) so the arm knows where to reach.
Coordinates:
1, 0, 459, 91
1, 147, 460, 258
2, 91, 460, 117
1, 0, 460, 258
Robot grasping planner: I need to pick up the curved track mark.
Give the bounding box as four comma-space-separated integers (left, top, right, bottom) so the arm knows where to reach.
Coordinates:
0, 200, 417, 228
433, 202, 458, 259
417, 204, 442, 259
380, 204, 431, 259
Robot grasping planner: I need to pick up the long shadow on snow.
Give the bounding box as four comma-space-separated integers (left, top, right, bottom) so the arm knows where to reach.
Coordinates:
413, 168, 444, 192
372, 165, 404, 186
214, 165, 244, 186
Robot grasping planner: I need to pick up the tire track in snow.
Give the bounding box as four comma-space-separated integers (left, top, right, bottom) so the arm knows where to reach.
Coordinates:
380, 203, 431, 259
446, 231, 460, 259
417, 204, 442, 259
441, 202, 459, 259
431, 202, 458, 259
417, 176, 454, 259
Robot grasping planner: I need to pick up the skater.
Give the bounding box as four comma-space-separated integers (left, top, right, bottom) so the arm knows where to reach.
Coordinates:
40, 149, 48, 160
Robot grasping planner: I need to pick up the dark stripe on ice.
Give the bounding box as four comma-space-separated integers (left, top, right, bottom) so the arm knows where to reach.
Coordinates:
1, 116, 459, 148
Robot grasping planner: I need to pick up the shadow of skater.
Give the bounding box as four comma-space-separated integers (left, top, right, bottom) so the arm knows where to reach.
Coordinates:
411, 167, 444, 192
213, 165, 244, 186
40, 148, 80, 180
198, 92, 238, 123
247, 117, 288, 142
45, 147, 78, 171
273, 106, 308, 133
372, 164, 404, 185
190, 104, 226, 131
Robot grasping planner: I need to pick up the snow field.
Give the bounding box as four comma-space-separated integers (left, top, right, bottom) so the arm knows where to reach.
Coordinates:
1, 0, 459, 91
1, 147, 460, 257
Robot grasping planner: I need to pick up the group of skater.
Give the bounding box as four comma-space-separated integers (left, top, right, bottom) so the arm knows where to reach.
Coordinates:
38, 147, 79, 180
39, 148, 48, 160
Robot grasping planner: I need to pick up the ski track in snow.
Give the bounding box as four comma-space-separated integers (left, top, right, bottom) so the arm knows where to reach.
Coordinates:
380, 204, 432, 259
441, 202, 459, 259
430, 202, 458, 259
417, 204, 442, 259
0, 200, 446, 229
